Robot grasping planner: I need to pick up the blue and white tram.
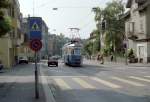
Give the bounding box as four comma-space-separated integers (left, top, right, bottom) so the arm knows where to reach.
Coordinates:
62, 42, 83, 66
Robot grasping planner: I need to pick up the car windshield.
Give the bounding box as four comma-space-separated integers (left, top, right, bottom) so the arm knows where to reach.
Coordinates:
49, 57, 57, 60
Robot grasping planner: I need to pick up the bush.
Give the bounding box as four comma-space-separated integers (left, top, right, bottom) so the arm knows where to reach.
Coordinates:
0, 17, 12, 37
127, 48, 135, 58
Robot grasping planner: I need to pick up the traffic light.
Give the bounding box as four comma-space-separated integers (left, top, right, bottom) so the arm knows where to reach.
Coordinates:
102, 20, 106, 30
123, 43, 127, 49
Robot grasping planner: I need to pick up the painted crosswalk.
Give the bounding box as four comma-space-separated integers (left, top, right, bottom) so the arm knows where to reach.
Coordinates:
144, 76, 150, 78
54, 78, 71, 90
129, 76, 150, 83
72, 78, 95, 89
111, 77, 145, 86
91, 77, 121, 89
52, 76, 150, 90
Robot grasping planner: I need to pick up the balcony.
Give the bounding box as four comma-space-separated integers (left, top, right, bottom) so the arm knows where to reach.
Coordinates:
127, 31, 138, 40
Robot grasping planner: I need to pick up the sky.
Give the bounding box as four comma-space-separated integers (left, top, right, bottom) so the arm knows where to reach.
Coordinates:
19, 0, 127, 39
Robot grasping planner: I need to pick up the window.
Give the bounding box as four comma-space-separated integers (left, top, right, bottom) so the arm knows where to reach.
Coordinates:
129, 22, 135, 33
140, 20, 144, 33
74, 48, 81, 55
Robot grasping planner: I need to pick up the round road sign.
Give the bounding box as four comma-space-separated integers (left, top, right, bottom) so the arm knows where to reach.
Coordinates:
30, 39, 42, 52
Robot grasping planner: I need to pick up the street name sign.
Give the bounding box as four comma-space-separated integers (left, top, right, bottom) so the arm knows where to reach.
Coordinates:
29, 17, 42, 40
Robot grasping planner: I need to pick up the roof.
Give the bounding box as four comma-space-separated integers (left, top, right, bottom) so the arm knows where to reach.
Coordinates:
126, 0, 132, 8
136, 1, 150, 11
121, 10, 130, 19
126, 0, 148, 8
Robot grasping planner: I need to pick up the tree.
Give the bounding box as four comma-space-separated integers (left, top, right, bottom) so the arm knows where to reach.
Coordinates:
103, 0, 125, 54
84, 41, 93, 57
0, 0, 12, 37
92, 0, 125, 55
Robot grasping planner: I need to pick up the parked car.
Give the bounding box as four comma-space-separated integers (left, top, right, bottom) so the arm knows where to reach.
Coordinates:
18, 56, 28, 64
0, 60, 3, 70
48, 56, 58, 67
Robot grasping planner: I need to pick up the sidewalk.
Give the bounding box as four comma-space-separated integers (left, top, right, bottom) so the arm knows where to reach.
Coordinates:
0, 64, 46, 102
85, 59, 150, 68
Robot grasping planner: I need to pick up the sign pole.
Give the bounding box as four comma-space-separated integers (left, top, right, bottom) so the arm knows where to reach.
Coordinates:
125, 44, 128, 65
28, 17, 42, 99
35, 52, 39, 99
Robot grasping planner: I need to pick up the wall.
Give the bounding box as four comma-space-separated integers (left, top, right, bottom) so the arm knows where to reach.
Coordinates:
0, 38, 11, 68
147, 6, 150, 38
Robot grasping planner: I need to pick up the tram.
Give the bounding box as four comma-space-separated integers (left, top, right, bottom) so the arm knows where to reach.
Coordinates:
62, 41, 83, 66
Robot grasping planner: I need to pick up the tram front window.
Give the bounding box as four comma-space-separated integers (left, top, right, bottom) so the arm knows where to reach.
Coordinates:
74, 49, 81, 55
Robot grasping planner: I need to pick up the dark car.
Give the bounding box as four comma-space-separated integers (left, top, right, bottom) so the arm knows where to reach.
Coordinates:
48, 57, 58, 67
0, 60, 3, 70
19, 56, 28, 64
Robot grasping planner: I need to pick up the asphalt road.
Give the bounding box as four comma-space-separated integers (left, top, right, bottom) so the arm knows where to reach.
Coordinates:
41, 60, 150, 102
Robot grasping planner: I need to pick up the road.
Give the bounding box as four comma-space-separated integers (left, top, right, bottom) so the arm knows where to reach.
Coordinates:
40, 59, 150, 102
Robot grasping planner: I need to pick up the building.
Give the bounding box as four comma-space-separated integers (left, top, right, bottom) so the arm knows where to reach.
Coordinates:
41, 20, 49, 58
124, 0, 150, 63
0, 0, 24, 68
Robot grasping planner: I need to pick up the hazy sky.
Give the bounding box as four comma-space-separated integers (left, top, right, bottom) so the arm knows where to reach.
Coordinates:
19, 0, 127, 39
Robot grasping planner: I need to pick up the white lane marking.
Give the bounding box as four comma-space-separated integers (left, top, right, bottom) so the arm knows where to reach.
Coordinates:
54, 78, 71, 90
144, 76, 150, 78
72, 78, 95, 89
129, 76, 150, 83
91, 77, 121, 89
111, 77, 145, 87
50, 76, 88, 78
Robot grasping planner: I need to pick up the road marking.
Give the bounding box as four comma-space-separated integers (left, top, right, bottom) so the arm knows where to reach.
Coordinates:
54, 78, 71, 90
144, 76, 150, 78
91, 77, 121, 89
129, 76, 150, 83
72, 78, 95, 89
111, 77, 145, 87
50, 76, 88, 78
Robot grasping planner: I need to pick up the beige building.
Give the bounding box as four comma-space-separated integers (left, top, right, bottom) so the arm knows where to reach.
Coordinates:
124, 0, 150, 63
0, 0, 24, 68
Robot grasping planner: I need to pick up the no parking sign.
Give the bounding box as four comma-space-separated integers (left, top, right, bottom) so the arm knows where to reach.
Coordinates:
30, 39, 42, 52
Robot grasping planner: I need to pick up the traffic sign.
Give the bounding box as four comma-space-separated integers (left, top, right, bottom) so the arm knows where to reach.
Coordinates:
30, 39, 42, 52
29, 17, 42, 40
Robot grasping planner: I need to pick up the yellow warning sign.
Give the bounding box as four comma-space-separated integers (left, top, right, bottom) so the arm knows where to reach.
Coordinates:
31, 22, 40, 31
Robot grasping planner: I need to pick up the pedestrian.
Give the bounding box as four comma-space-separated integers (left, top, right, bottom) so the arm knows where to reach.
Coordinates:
100, 54, 104, 64
110, 54, 113, 62
97, 54, 100, 61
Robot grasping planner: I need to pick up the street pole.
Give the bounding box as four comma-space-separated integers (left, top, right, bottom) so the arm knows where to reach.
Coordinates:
125, 45, 128, 65
92, 39, 94, 60
35, 52, 39, 99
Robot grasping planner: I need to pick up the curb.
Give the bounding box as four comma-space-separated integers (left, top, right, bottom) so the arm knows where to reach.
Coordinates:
39, 67, 56, 102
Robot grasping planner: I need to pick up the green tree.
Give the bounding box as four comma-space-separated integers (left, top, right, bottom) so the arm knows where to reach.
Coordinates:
84, 41, 93, 57
92, 0, 125, 55
0, 0, 12, 37
103, 0, 125, 53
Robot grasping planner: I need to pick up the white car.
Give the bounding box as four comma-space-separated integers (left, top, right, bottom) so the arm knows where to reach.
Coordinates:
18, 56, 28, 64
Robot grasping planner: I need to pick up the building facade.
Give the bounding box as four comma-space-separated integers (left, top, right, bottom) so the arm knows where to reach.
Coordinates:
41, 20, 49, 58
125, 0, 150, 63
0, 0, 24, 68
